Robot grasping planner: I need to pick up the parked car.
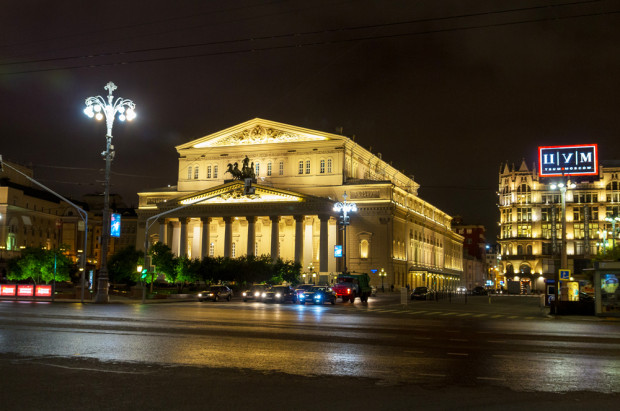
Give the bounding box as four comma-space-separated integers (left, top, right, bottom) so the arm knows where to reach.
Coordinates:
242, 284, 270, 302
456, 286, 467, 294
262, 285, 297, 303
198, 285, 233, 302
471, 286, 488, 296
410, 286, 434, 301
293, 284, 316, 301
300, 285, 336, 305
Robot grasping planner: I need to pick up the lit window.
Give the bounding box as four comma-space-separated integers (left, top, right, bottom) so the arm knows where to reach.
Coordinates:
187, 166, 192, 180
360, 239, 369, 259
320, 159, 325, 174
267, 162, 272, 176
255, 242, 259, 255
279, 161, 284, 175
327, 158, 332, 173
207, 166, 212, 178
194, 167, 199, 179
305, 160, 310, 174
209, 242, 215, 257
232, 242, 236, 258
214, 165, 218, 178
255, 162, 260, 176
298, 161, 304, 174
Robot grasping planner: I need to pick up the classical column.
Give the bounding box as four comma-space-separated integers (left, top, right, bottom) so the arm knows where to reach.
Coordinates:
223, 216, 233, 258
200, 217, 211, 259
247, 216, 257, 257
179, 217, 190, 257
158, 218, 166, 246
294, 215, 304, 265
319, 215, 329, 272
270, 215, 280, 263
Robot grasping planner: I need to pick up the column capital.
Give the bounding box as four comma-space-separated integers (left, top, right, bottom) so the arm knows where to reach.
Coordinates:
200, 217, 211, 224
179, 217, 191, 225
293, 215, 305, 222
223, 216, 233, 223
246, 216, 257, 223
318, 214, 331, 222
270, 215, 280, 223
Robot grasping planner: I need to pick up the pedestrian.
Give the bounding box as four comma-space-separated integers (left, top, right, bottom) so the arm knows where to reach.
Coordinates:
390, 284, 394, 292
406, 284, 410, 292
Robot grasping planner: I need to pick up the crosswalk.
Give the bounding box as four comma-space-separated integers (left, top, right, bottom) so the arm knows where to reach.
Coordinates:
337, 306, 544, 321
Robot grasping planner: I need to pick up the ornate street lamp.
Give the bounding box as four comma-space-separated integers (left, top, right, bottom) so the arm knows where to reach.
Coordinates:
379, 268, 386, 292
549, 179, 576, 306
84, 82, 136, 303
333, 192, 357, 275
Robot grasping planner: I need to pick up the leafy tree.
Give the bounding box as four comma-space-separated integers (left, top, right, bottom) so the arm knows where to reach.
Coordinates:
7, 247, 72, 284
173, 256, 201, 291
270, 258, 301, 285
107, 246, 144, 284
593, 246, 620, 262
148, 242, 175, 289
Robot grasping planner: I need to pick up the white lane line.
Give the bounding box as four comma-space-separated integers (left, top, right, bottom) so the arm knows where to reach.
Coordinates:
473, 313, 487, 317
477, 377, 506, 381
508, 315, 518, 319
491, 315, 503, 318
447, 352, 469, 356
426, 311, 443, 315
440, 312, 457, 316
409, 310, 428, 314
457, 313, 471, 317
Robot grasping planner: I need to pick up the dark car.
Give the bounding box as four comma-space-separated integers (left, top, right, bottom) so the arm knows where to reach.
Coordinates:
300, 286, 336, 305
293, 284, 316, 302
471, 286, 488, 296
410, 286, 434, 301
262, 285, 297, 303
242, 284, 270, 302
198, 285, 233, 302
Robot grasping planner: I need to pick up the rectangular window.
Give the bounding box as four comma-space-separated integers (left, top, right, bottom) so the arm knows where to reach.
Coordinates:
255, 162, 260, 176
207, 166, 212, 179
517, 224, 531, 237
232, 242, 236, 258
305, 160, 310, 174
298, 161, 304, 174
279, 161, 284, 175
209, 243, 215, 257
320, 159, 325, 174
541, 223, 552, 239
214, 165, 218, 179
502, 224, 511, 239
187, 166, 192, 180
267, 162, 272, 176
194, 167, 199, 179
517, 207, 531, 222
327, 158, 332, 173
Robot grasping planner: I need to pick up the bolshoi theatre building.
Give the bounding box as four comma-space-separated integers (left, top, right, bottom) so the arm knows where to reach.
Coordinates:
136, 118, 463, 290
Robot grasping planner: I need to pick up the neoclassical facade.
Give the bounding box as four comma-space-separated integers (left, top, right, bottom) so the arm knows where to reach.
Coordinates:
136, 119, 463, 289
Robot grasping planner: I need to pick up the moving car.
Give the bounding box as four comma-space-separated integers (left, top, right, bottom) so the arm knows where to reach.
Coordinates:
262, 285, 297, 303
410, 286, 434, 301
293, 284, 315, 301
198, 285, 233, 302
242, 284, 270, 302
456, 286, 467, 294
471, 286, 488, 296
299, 286, 336, 305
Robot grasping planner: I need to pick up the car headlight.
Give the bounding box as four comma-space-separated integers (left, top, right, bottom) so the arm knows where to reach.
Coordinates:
242, 292, 247, 297
299, 294, 305, 299
254, 292, 260, 297
262, 292, 266, 297
208, 293, 214, 296
314, 295, 322, 299
275, 293, 282, 298
198, 293, 202, 297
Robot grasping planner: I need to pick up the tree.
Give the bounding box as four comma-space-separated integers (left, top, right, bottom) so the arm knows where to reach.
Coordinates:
7, 247, 72, 284
174, 256, 200, 291
148, 242, 175, 290
107, 246, 144, 284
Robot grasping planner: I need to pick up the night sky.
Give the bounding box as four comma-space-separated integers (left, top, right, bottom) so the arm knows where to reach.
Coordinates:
2, 0, 619, 242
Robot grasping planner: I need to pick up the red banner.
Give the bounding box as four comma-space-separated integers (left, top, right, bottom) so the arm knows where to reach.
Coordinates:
17, 285, 34, 297
1, 284, 16, 296
35, 285, 52, 297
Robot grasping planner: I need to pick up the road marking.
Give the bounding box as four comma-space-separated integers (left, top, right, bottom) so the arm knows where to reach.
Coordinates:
477, 377, 506, 381
426, 311, 443, 315
473, 313, 488, 317
508, 315, 518, 319
525, 316, 535, 320
419, 373, 446, 377
440, 312, 457, 316
409, 310, 428, 314
457, 313, 471, 317
490, 315, 503, 318
380, 309, 399, 313
447, 352, 469, 356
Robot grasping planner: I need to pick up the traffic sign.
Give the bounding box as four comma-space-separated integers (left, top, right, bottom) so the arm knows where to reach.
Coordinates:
559, 269, 571, 281
370, 269, 378, 274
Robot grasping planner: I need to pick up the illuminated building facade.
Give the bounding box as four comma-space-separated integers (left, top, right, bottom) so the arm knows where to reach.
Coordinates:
136, 118, 463, 289
497, 158, 620, 292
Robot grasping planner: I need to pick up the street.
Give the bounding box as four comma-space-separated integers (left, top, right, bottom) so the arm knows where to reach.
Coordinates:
0, 295, 619, 409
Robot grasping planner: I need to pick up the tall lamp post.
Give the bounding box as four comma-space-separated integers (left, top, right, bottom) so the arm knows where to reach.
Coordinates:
308, 262, 315, 285
550, 179, 575, 306
84, 82, 136, 303
333, 192, 357, 275
379, 268, 386, 292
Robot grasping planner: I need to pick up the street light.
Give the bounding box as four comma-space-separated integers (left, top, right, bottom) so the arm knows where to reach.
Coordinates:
308, 262, 315, 285
379, 268, 386, 292
84, 81, 136, 303
604, 215, 620, 249
333, 191, 357, 275
549, 179, 576, 306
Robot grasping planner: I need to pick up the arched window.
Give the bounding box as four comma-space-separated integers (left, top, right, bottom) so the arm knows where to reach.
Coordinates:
298, 160, 304, 174
305, 160, 311, 174
526, 244, 532, 255
320, 159, 325, 174
327, 158, 332, 173
255, 162, 260, 176
194, 166, 199, 179
517, 244, 523, 255
187, 166, 192, 180
267, 162, 272, 176
360, 239, 369, 259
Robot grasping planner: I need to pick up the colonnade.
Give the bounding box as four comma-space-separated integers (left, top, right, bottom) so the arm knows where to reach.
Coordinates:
153, 214, 338, 273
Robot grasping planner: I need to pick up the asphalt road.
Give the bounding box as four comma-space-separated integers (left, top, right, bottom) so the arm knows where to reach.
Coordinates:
0, 295, 619, 409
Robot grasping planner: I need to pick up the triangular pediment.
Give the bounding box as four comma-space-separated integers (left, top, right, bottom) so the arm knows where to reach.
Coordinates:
172, 180, 308, 206
176, 118, 345, 150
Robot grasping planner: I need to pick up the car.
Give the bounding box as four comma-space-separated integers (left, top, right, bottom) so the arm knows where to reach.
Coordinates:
579, 291, 594, 302
456, 286, 467, 294
293, 284, 316, 301
242, 284, 270, 302
299, 285, 337, 305
410, 286, 434, 301
262, 285, 297, 303
198, 285, 233, 302
471, 286, 488, 296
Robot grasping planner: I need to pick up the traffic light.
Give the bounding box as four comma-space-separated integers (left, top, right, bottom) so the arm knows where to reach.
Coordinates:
140, 268, 148, 280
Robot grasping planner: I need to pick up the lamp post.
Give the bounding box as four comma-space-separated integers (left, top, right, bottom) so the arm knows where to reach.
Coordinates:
308, 262, 315, 285
379, 268, 386, 292
84, 82, 136, 303
333, 192, 357, 275
550, 179, 575, 306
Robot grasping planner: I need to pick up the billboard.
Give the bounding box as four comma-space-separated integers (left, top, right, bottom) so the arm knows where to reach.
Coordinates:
35, 285, 52, 297
334, 245, 343, 258
110, 213, 121, 238
538, 144, 598, 177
